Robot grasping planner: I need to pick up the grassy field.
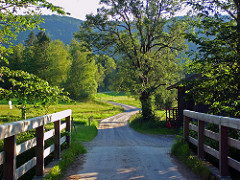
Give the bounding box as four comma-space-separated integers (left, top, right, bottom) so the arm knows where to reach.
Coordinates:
94, 92, 141, 108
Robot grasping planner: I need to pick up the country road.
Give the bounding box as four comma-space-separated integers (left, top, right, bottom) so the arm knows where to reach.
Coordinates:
62, 102, 200, 180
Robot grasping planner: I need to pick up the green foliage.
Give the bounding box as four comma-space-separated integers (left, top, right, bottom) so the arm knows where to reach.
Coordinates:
0, 67, 69, 119
75, 0, 187, 121
65, 40, 98, 101
185, 0, 240, 117
0, 0, 65, 63
171, 136, 211, 179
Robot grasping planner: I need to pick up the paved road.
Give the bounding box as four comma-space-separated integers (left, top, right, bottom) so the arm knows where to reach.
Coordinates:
62, 103, 199, 180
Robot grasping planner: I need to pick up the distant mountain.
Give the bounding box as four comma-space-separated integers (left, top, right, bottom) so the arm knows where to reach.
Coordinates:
13, 15, 83, 45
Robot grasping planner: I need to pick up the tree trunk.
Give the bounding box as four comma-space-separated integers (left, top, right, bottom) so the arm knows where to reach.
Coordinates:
140, 91, 154, 121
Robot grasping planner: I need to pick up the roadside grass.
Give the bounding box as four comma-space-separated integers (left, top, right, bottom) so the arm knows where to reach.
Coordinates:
94, 92, 141, 108
171, 136, 212, 179
129, 114, 180, 135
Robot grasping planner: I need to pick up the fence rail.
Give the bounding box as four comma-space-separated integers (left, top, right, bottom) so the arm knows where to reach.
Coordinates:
0, 109, 72, 180
183, 110, 240, 177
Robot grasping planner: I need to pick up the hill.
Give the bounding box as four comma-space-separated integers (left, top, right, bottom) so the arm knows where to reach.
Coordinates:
13, 15, 83, 45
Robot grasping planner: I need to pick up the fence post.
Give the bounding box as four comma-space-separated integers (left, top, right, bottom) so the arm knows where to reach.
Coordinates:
54, 120, 61, 159
219, 125, 229, 176
198, 120, 204, 159
3, 135, 16, 180
184, 116, 190, 142
66, 116, 71, 147
36, 125, 44, 177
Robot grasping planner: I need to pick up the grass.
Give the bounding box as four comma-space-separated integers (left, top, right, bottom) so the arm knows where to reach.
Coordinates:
129, 114, 180, 135
171, 136, 212, 179
94, 92, 141, 108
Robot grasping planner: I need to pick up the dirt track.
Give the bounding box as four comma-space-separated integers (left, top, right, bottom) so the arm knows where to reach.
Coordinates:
62, 103, 200, 180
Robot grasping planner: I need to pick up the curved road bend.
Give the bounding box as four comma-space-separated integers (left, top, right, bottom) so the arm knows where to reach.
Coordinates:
62, 102, 200, 180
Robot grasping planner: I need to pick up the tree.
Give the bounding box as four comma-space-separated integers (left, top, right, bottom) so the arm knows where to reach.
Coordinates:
65, 40, 98, 101
0, 0, 65, 63
185, 0, 240, 117
0, 67, 69, 119
75, 0, 187, 121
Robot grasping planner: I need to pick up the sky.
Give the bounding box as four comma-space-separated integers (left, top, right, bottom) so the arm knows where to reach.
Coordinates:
44, 0, 102, 20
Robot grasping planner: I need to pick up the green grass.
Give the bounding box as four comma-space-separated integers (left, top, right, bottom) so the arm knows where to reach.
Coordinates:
95, 92, 141, 108
171, 136, 212, 179
129, 114, 180, 135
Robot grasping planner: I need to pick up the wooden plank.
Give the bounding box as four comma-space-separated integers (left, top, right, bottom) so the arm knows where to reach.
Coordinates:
228, 137, 240, 150
16, 137, 36, 155
189, 124, 198, 132
0, 109, 72, 140
44, 144, 55, 159
60, 136, 66, 145
184, 110, 221, 125
204, 144, 219, 159
219, 126, 229, 176
184, 116, 190, 141
16, 157, 36, 179
204, 129, 219, 141
36, 125, 44, 177
220, 116, 240, 130
198, 120, 204, 159
66, 116, 71, 146
189, 136, 198, 146
0, 151, 5, 165
44, 129, 55, 141
228, 157, 240, 172
54, 120, 61, 159
60, 123, 66, 131
3, 135, 16, 180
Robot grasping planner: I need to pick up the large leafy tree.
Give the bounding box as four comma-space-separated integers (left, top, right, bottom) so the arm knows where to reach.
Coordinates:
0, 0, 65, 62
75, 0, 187, 121
185, 0, 240, 117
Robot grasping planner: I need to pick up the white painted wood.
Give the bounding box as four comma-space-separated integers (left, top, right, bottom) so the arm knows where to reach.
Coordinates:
204, 129, 219, 141
189, 124, 198, 132
44, 144, 55, 159
189, 136, 198, 146
60, 136, 66, 145
60, 123, 66, 131
228, 137, 240, 150
44, 129, 55, 141
0, 151, 5, 165
16, 138, 36, 155
228, 157, 240, 171
220, 117, 240, 130
204, 144, 219, 159
16, 157, 36, 179
0, 109, 72, 140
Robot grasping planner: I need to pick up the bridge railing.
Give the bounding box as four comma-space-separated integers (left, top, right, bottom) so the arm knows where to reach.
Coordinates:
0, 109, 72, 180
183, 110, 240, 177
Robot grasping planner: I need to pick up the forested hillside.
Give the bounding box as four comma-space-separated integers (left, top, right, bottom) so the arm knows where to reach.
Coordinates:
13, 15, 83, 45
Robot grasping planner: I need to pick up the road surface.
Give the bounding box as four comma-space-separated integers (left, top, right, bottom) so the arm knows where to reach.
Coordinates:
62, 102, 199, 180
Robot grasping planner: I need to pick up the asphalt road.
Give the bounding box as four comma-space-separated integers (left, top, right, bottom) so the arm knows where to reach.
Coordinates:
62, 103, 200, 180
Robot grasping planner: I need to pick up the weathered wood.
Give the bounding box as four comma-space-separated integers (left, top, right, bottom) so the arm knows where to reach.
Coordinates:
204, 129, 219, 141
3, 135, 16, 180
204, 144, 219, 159
0, 151, 5, 165
16, 137, 36, 156
60, 123, 66, 131
219, 126, 229, 176
228, 157, 240, 171
44, 144, 55, 159
0, 109, 72, 140
220, 116, 240, 130
189, 136, 198, 146
36, 125, 44, 177
184, 116, 190, 142
16, 157, 36, 179
44, 129, 55, 141
60, 136, 66, 145
228, 137, 240, 150
198, 120, 204, 159
189, 123, 198, 132
66, 116, 71, 146
54, 120, 61, 159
